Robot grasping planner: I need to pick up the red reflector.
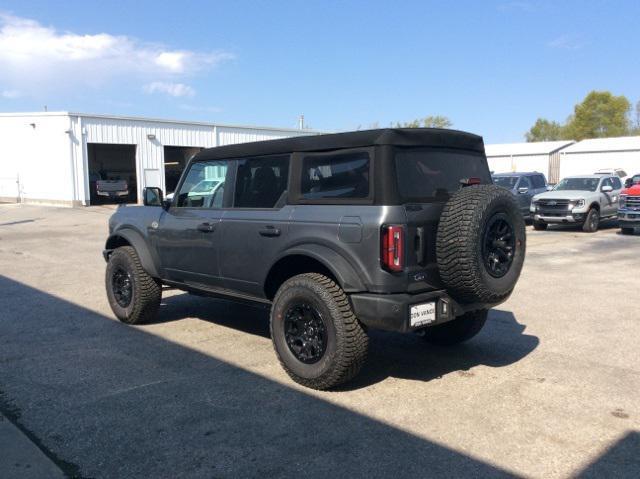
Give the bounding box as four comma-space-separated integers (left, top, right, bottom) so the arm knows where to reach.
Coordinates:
382, 225, 404, 272
461, 177, 482, 186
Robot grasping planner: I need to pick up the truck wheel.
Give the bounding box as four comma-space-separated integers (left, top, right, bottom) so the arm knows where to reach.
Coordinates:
621, 227, 634, 235
436, 185, 526, 304
582, 208, 599, 233
105, 246, 161, 324
270, 273, 369, 390
422, 310, 488, 346
533, 220, 548, 231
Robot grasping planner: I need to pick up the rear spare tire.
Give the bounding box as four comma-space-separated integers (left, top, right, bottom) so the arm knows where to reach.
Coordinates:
436, 184, 526, 304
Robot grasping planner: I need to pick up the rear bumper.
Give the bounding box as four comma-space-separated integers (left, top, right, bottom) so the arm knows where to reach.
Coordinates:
349, 290, 494, 333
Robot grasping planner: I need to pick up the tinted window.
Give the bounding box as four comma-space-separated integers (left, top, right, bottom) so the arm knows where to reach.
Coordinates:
530, 174, 546, 189
395, 148, 491, 202
601, 177, 614, 189
555, 177, 599, 192
234, 155, 289, 208
300, 152, 370, 199
493, 176, 518, 189
612, 177, 622, 189
518, 176, 532, 189
176, 160, 228, 208
618, 170, 627, 178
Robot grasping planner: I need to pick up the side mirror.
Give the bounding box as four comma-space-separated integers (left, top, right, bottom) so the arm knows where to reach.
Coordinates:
143, 187, 163, 206
625, 178, 633, 188
601, 185, 613, 193
518, 187, 529, 194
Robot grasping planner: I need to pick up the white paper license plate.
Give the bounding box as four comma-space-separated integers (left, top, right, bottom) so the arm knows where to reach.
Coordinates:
410, 302, 436, 327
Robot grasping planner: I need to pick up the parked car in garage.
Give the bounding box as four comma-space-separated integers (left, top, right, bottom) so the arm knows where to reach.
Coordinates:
530, 174, 622, 232
492, 172, 548, 218
618, 179, 640, 235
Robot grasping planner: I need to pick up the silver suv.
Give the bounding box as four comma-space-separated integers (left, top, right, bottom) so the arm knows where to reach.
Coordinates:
530, 174, 622, 232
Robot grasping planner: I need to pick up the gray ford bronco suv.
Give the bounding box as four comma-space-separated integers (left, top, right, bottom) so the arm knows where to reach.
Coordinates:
104, 129, 526, 390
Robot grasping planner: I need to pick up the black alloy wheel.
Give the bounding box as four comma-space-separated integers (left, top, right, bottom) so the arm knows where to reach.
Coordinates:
482, 214, 515, 278
283, 302, 328, 364
111, 267, 133, 307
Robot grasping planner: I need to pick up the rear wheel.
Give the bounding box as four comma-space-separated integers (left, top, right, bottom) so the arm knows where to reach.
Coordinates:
582, 208, 600, 233
105, 246, 161, 324
533, 220, 548, 231
270, 273, 368, 390
621, 227, 634, 235
422, 310, 488, 346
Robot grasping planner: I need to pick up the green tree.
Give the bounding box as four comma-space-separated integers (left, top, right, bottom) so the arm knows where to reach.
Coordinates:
564, 91, 631, 140
396, 115, 452, 129
525, 118, 566, 142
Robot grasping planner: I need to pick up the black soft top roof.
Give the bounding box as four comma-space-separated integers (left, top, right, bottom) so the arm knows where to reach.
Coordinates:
195, 128, 485, 161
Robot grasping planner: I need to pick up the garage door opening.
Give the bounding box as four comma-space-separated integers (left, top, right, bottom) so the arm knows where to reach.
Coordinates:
164, 146, 203, 194
88, 144, 137, 205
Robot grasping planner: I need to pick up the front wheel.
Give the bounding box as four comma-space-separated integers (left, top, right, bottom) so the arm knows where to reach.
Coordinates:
270, 273, 368, 390
105, 246, 162, 324
422, 310, 488, 346
582, 208, 600, 233
533, 220, 548, 231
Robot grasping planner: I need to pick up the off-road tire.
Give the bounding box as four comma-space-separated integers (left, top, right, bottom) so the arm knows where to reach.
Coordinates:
533, 220, 548, 231
105, 246, 161, 324
436, 184, 526, 304
422, 310, 488, 346
270, 273, 368, 390
621, 227, 634, 235
582, 208, 600, 233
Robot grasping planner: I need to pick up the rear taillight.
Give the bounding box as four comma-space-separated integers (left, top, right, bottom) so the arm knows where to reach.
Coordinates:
381, 225, 404, 272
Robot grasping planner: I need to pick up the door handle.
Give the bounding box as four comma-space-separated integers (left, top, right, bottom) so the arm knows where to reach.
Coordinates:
259, 225, 281, 237
197, 222, 216, 233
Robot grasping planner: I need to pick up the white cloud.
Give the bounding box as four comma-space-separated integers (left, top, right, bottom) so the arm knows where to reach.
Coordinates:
0, 13, 233, 95
144, 81, 195, 97
547, 34, 584, 50
1, 89, 20, 98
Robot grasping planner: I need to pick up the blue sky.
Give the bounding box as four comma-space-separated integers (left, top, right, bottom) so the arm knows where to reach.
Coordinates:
0, 0, 638, 142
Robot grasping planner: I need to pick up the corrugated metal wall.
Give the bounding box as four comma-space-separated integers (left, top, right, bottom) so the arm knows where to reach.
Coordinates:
68, 115, 318, 204
559, 151, 640, 180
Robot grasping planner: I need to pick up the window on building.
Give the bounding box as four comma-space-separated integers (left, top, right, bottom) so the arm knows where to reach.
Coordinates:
300, 152, 370, 200
234, 155, 289, 208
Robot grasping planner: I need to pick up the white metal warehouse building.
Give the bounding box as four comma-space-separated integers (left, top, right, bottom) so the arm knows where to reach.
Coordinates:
0, 112, 321, 206
485, 140, 575, 184
559, 136, 640, 180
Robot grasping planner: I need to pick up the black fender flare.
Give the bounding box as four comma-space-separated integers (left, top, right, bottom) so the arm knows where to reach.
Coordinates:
105, 228, 160, 278
271, 244, 367, 292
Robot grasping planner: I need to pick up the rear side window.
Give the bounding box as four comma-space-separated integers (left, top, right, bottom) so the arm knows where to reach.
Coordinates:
300, 152, 370, 199
234, 155, 289, 208
395, 148, 491, 202
531, 174, 546, 188
612, 177, 622, 189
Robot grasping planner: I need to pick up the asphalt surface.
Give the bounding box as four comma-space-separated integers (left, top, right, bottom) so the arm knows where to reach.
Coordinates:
0, 204, 638, 478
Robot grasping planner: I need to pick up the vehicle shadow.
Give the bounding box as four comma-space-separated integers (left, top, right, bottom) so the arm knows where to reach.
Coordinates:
0, 275, 520, 478
156, 294, 538, 390
530, 218, 619, 232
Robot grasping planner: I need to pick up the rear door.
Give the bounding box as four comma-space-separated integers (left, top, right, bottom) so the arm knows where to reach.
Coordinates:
154, 159, 230, 287
217, 155, 292, 298
394, 147, 492, 292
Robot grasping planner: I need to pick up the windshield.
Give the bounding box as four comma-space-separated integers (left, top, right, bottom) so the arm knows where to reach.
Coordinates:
493, 176, 518, 189
395, 148, 491, 202
555, 177, 599, 192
